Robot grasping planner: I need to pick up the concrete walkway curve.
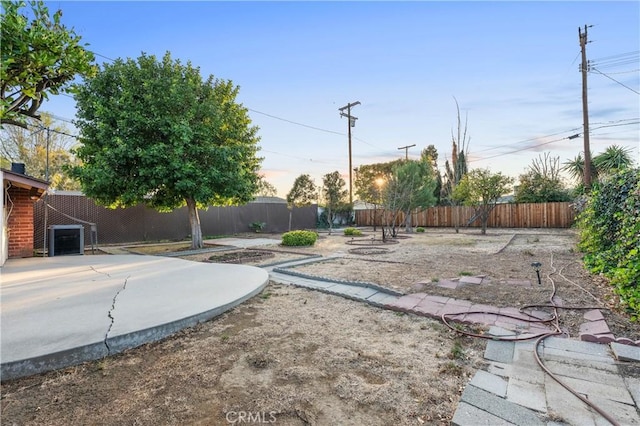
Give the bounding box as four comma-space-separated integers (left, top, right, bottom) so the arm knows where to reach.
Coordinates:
1, 255, 268, 381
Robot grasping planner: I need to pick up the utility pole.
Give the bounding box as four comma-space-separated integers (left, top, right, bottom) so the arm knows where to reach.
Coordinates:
579, 25, 593, 191
339, 101, 360, 205
398, 144, 416, 160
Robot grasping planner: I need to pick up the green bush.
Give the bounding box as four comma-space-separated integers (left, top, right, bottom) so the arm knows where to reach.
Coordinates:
416, 227, 425, 233
281, 230, 318, 246
249, 222, 266, 232
577, 168, 639, 320
343, 227, 363, 236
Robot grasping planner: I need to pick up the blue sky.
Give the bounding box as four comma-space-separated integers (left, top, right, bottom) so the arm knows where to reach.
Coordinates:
41, 1, 640, 197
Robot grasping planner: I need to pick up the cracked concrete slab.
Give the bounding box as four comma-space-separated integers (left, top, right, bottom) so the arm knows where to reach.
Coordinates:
1, 255, 269, 380
105, 274, 129, 354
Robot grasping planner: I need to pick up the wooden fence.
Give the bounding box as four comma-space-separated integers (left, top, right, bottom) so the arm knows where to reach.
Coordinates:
355, 202, 576, 229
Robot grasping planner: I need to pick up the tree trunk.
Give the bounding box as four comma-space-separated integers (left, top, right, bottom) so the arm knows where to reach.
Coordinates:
186, 197, 203, 249
327, 207, 333, 235
405, 209, 413, 233
481, 210, 488, 235
373, 205, 377, 232
288, 209, 293, 232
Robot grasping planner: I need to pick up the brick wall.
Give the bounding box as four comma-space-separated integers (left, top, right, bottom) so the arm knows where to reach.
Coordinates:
7, 187, 35, 258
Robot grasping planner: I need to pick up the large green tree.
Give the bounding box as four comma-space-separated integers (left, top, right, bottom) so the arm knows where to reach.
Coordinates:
354, 160, 402, 205
70, 52, 262, 249
255, 176, 277, 197
321, 171, 349, 235
453, 168, 514, 234
1, 0, 96, 128
381, 159, 437, 237
354, 159, 402, 230
0, 113, 80, 189
420, 144, 442, 205
286, 174, 317, 231
515, 153, 571, 203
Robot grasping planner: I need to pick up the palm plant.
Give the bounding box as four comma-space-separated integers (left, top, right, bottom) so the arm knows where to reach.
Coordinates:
563, 145, 633, 185
563, 153, 592, 183
593, 145, 633, 176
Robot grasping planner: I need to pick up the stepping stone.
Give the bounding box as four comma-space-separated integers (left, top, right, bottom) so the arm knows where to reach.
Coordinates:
459, 276, 483, 285
367, 292, 399, 306
464, 312, 499, 326
543, 337, 612, 357
498, 307, 535, 321
458, 385, 544, 425
488, 326, 516, 337
448, 299, 474, 308
485, 340, 515, 363
413, 299, 445, 317
425, 294, 451, 304
436, 280, 459, 289
611, 342, 640, 362
625, 377, 640, 408
506, 377, 547, 413
579, 319, 611, 336
437, 302, 470, 317
411, 282, 426, 291
452, 401, 511, 426
470, 370, 508, 397
583, 309, 604, 322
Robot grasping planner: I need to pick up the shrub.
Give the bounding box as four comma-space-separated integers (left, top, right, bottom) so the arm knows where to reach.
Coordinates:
281, 230, 317, 246
343, 227, 363, 236
577, 168, 639, 320
249, 222, 266, 232
416, 227, 425, 233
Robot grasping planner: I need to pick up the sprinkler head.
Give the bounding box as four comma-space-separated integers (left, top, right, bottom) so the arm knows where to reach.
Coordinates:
531, 262, 542, 286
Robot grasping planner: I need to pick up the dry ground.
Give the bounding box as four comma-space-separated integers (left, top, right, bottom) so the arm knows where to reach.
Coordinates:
1, 227, 637, 425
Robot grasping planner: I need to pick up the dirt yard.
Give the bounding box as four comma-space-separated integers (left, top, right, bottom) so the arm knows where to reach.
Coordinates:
1, 228, 637, 425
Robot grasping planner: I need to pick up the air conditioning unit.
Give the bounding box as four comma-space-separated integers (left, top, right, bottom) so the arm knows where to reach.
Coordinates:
49, 225, 84, 256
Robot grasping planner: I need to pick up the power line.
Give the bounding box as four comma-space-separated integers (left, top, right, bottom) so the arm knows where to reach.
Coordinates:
592, 59, 640, 70
93, 52, 116, 62
589, 50, 639, 69
248, 108, 344, 136
591, 50, 639, 62
590, 121, 640, 132
469, 136, 570, 163
468, 120, 639, 164
29, 123, 78, 139
593, 68, 640, 75
260, 149, 344, 169
47, 113, 75, 124
472, 127, 582, 154
590, 67, 640, 95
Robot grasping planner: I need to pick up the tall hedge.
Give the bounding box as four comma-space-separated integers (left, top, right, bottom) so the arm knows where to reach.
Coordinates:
577, 168, 639, 320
